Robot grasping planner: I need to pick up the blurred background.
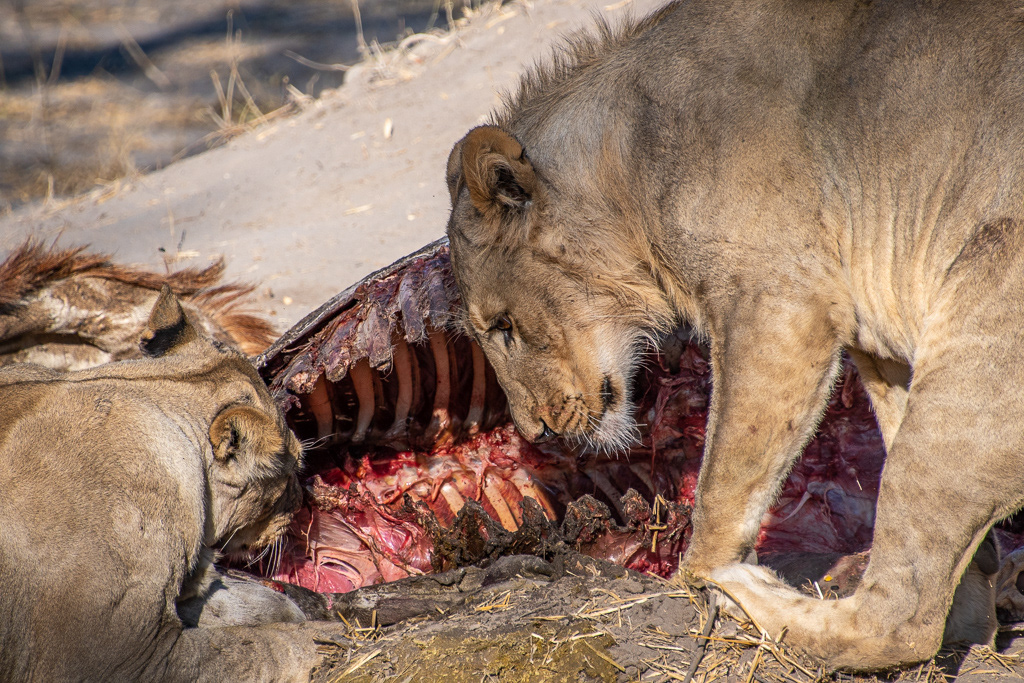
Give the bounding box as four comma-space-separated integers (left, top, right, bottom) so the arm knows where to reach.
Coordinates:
0, 0, 471, 211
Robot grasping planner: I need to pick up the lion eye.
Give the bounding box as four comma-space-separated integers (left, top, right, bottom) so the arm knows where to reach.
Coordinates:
489, 314, 513, 334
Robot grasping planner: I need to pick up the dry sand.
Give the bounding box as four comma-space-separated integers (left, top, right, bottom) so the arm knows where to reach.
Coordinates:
0, 0, 663, 332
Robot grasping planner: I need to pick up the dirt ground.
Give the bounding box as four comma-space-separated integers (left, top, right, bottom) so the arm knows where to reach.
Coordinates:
295, 548, 1024, 683
5, 0, 1024, 680
0, 0, 666, 331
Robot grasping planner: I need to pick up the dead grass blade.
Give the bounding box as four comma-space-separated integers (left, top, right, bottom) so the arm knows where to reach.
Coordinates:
681, 592, 718, 683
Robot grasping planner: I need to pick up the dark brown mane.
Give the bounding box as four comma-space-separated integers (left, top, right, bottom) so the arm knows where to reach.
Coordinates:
0, 240, 219, 306
0, 239, 277, 354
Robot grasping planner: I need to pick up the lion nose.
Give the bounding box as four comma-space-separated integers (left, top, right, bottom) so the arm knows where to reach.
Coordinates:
533, 419, 557, 443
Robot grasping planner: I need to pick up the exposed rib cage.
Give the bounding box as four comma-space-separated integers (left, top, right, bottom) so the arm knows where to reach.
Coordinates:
255, 238, 890, 593
258, 239, 507, 452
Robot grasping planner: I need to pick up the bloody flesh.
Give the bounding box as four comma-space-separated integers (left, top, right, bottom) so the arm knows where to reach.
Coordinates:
255, 238, 888, 593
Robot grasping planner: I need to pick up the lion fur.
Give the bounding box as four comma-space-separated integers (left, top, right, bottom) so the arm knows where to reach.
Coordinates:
446, 0, 1023, 669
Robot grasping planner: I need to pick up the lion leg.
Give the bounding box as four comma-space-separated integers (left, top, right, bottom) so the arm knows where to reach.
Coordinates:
846, 351, 999, 645
681, 304, 842, 575
712, 336, 1024, 669
846, 349, 910, 449
176, 570, 308, 628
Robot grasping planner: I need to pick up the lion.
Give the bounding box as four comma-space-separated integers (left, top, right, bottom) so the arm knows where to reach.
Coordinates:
0, 285, 337, 682
444, 0, 1024, 670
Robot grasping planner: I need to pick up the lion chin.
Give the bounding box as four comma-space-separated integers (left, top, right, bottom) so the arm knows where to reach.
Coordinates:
587, 403, 642, 454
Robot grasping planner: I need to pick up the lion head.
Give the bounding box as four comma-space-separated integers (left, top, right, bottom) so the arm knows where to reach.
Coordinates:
205, 400, 304, 558
137, 284, 304, 562
445, 125, 678, 452
0, 284, 307, 679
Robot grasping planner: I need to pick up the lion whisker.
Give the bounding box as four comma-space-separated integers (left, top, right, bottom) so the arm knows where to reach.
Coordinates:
274, 536, 284, 577
219, 527, 240, 553
245, 542, 272, 569
300, 434, 336, 450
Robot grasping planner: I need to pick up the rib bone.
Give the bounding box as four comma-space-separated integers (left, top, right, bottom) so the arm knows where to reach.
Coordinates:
465, 342, 487, 436
425, 329, 452, 445
385, 338, 414, 441
350, 359, 375, 444
307, 374, 334, 441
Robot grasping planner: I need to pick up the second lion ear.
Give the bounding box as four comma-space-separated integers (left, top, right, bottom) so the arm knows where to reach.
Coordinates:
449, 125, 536, 216
139, 285, 199, 357
209, 404, 283, 463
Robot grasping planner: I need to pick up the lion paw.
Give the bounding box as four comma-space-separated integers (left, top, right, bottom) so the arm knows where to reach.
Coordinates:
709, 563, 799, 634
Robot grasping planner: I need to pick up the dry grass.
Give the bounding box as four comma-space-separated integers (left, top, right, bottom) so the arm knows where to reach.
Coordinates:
0, 76, 196, 211
341, 0, 519, 87
173, 19, 308, 159
319, 571, 1024, 683
0, 0, 480, 212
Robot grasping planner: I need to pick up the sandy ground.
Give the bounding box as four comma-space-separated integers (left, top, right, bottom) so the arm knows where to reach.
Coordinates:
0, 0, 664, 333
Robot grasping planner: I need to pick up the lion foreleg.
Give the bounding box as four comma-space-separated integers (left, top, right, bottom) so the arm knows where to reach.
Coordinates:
682, 304, 842, 575
713, 334, 1024, 669
712, 535, 999, 670
710, 562, 942, 669
170, 621, 352, 683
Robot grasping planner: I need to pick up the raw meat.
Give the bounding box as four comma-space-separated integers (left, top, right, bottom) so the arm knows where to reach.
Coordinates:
255, 238, 887, 592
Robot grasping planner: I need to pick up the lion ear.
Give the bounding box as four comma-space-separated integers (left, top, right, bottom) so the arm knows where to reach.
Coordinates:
140, 285, 199, 357
451, 125, 536, 215
446, 136, 468, 206
210, 404, 283, 463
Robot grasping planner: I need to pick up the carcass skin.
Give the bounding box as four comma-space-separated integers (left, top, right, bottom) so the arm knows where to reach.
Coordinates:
256, 238, 891, 594
0, 240, 277, 369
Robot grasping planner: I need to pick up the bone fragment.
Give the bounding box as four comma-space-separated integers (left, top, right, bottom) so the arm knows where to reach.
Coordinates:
439, 481, 467, 518
464, 342, 487, 435
308, 374, 334, 440
350, 359, 375, 443
508, 468, 559, 521
482, 473, 519, 531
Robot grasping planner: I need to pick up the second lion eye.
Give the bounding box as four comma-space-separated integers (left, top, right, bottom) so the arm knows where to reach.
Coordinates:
490, 314, 512, 334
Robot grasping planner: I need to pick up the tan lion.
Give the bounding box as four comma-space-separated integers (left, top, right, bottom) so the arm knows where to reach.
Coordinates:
445, 0, 1024, 669
0, 286, 336, 682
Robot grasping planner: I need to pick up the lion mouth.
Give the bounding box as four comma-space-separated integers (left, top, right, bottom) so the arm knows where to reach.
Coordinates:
534, 375, 626, 447
219, 511, 293, 567
218, 488, 300, 558
542, 372, 640, 454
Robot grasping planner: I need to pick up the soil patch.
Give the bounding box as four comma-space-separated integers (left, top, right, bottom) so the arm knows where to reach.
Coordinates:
301, 548, 1024, 682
